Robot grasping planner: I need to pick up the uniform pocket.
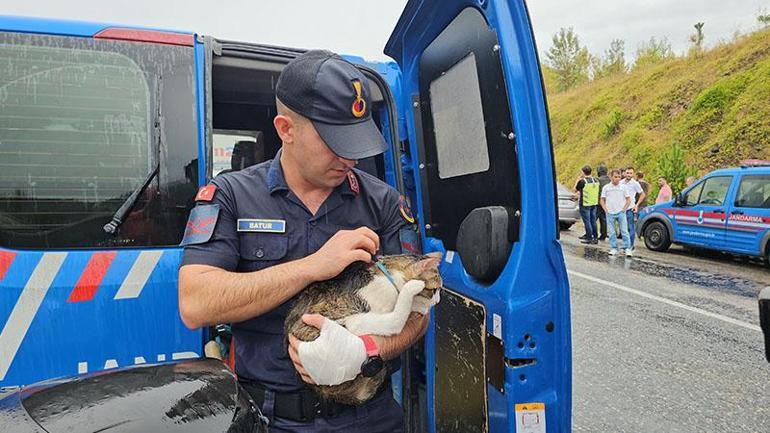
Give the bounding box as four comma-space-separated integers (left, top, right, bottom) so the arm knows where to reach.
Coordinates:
238, 234, 289, 270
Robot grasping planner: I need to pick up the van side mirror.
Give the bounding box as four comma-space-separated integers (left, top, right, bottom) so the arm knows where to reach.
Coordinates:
674, 192, 685, 207
456, 206, 514, 282
760, 288, 770, 363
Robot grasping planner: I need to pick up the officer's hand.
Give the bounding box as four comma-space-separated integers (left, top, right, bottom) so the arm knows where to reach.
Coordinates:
304, 227, 379, 281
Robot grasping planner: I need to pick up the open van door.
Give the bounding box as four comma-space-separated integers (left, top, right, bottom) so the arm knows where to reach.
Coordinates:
385, 1, 571, 432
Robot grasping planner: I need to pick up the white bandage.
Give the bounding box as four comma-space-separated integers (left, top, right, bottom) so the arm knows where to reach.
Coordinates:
297, 319, 367, 386
411, 290, 441, 315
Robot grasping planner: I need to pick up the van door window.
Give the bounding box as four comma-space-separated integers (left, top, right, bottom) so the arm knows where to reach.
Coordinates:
0, 32, 197, 249
415, 7, 520, 252
735, 175, 770, 208
697, 176, 732, 206
684, 182, 704, 206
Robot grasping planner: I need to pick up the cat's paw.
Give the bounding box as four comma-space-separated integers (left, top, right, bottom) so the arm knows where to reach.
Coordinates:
402, 279, 426, 297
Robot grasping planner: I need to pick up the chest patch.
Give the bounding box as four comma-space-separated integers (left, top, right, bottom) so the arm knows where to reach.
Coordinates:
181, 204, 220, 246
237, 219, 286, 233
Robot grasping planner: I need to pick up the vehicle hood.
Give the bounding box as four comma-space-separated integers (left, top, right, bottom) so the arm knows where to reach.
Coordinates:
3, 359, 262, 433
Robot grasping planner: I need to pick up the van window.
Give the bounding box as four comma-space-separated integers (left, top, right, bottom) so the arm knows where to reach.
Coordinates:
0, 32, 197, 249
697, 176, 732, 206
415, 7, 521, 250
683, 182, 704, 206
736, 175, 770, 208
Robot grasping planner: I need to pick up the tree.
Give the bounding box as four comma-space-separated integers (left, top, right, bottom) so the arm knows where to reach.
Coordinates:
689, 22, 705, 55
655, 143, 697, 195
758, 14, 770, 28
546, 27, 591, 92
591, 39, 627, 80
634, 37, 674, 70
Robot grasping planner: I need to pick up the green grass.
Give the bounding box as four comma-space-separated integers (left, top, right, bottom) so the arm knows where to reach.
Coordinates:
547, 29, 770, 188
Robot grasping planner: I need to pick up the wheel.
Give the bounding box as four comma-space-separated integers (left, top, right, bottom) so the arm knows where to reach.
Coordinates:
559, 222, 574, 231
643, 221, 671, 252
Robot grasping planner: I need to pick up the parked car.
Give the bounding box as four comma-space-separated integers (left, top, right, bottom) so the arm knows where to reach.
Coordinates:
637, 161, 770, 265
0, 359, 268, 433
558, 182, 580, 230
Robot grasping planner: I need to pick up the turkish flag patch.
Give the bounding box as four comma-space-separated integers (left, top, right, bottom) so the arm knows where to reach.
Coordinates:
195, 184, 217, 202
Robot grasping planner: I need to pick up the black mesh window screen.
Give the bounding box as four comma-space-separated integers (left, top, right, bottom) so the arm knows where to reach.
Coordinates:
415, 7, 520, 250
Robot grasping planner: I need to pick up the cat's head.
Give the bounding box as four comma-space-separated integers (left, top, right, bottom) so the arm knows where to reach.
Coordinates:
377, 252, 443, 295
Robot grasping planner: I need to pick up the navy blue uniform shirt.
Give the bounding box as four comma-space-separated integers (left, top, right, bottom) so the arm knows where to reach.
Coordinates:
182, 150, 406, 392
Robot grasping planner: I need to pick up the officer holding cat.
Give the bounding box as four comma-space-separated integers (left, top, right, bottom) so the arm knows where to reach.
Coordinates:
178, 50, 434, 432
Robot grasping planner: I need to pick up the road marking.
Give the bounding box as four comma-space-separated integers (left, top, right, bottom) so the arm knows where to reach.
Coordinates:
568, 270, 762, 333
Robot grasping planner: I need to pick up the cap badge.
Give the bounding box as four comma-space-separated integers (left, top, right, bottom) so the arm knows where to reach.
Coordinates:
351, 80, 366, 118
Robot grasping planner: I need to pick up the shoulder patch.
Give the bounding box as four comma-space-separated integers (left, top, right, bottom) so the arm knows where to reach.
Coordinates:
347, 171, 360, 195
181, 204, 220, 246
399, 195, 415, 224
195, 184, 217, 202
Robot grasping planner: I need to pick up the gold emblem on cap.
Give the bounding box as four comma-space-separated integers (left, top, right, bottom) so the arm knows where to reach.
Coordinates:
351, 80, 366, 118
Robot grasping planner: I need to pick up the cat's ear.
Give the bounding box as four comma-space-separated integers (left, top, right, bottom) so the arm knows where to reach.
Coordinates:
413, 253, 442, 273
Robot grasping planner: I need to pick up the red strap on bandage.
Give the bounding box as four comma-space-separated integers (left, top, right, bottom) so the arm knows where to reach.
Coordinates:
360, 335, 379, 357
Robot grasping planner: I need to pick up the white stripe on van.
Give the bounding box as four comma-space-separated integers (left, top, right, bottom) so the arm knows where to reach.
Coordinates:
0, 252, 67, 381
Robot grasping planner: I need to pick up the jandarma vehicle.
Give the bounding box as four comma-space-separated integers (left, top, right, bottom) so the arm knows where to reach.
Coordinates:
637, 160, 770, 265
0, 1, 571, 432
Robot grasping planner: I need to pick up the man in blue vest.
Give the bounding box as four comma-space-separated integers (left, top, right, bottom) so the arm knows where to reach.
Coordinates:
177, 50, 431, 432
574, 165, 600, 244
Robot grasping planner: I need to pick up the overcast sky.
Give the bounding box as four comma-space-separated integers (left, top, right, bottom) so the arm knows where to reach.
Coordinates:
3, 1, 768, 62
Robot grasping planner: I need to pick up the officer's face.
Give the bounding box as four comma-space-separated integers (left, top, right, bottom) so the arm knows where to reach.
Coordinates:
293, 120, 356, 188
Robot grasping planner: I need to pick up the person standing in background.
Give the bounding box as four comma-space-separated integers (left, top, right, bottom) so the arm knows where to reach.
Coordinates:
601, 169, 632, 256
636, 171, 650, 209
573, 165, 600, 244
656, 177, 673, 204
621, 167, 645, 253
596, 164, 610, 241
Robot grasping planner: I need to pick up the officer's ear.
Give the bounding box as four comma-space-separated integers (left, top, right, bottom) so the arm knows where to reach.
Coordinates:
274, 114, 295, 144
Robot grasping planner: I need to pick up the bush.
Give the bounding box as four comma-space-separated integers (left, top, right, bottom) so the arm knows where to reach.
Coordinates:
655, 142, 697, 195
601, 109, 624, 138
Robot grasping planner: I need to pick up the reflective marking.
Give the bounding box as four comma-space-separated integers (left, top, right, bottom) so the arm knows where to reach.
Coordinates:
157, 354, 166, 362
0, 252, 67, 380
568, 270, 761, 332
104, 359, 118, 369
78, 362, 88, 374
114, 251, 163, 300
172, 351, 199, 360
68, 251, 117, 302
0, 250, 16, 283
134, 356, 146, 365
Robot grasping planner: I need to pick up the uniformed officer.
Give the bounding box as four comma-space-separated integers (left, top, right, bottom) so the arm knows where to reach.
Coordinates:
178, 50, 427, 432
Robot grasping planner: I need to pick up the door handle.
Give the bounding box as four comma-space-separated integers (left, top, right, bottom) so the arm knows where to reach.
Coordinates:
732, 211, 744, 215
713, 209, 724, 214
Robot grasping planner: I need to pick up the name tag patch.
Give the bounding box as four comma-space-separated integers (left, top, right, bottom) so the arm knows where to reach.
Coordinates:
237, 219, 286, 233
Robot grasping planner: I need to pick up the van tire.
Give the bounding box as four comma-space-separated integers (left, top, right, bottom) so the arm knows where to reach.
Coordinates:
643, 221, 671, 252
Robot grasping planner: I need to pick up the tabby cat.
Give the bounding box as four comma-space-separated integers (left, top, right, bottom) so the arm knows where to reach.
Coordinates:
285, 253, 442, 405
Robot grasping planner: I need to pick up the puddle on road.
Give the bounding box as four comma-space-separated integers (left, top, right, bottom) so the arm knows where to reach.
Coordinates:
566, 243, 764, 298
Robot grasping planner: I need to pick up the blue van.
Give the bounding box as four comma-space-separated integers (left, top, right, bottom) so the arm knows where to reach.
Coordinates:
0, 1, 571, 432
637, 161, 770, 264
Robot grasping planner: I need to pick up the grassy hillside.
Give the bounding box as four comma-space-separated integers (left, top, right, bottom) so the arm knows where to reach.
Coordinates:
547, 29, 770, 190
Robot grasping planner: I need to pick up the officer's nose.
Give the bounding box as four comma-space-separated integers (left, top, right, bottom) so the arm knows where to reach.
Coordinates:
339, 157, 357, 168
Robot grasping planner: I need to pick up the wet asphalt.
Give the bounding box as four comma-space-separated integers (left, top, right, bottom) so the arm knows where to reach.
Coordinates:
561, 227, 770, 433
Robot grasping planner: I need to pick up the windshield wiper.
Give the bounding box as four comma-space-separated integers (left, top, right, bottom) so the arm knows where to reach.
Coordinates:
103, 76, 163, 235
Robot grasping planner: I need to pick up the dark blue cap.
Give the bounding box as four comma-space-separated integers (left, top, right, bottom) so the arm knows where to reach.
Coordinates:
276, 50, 388, 160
